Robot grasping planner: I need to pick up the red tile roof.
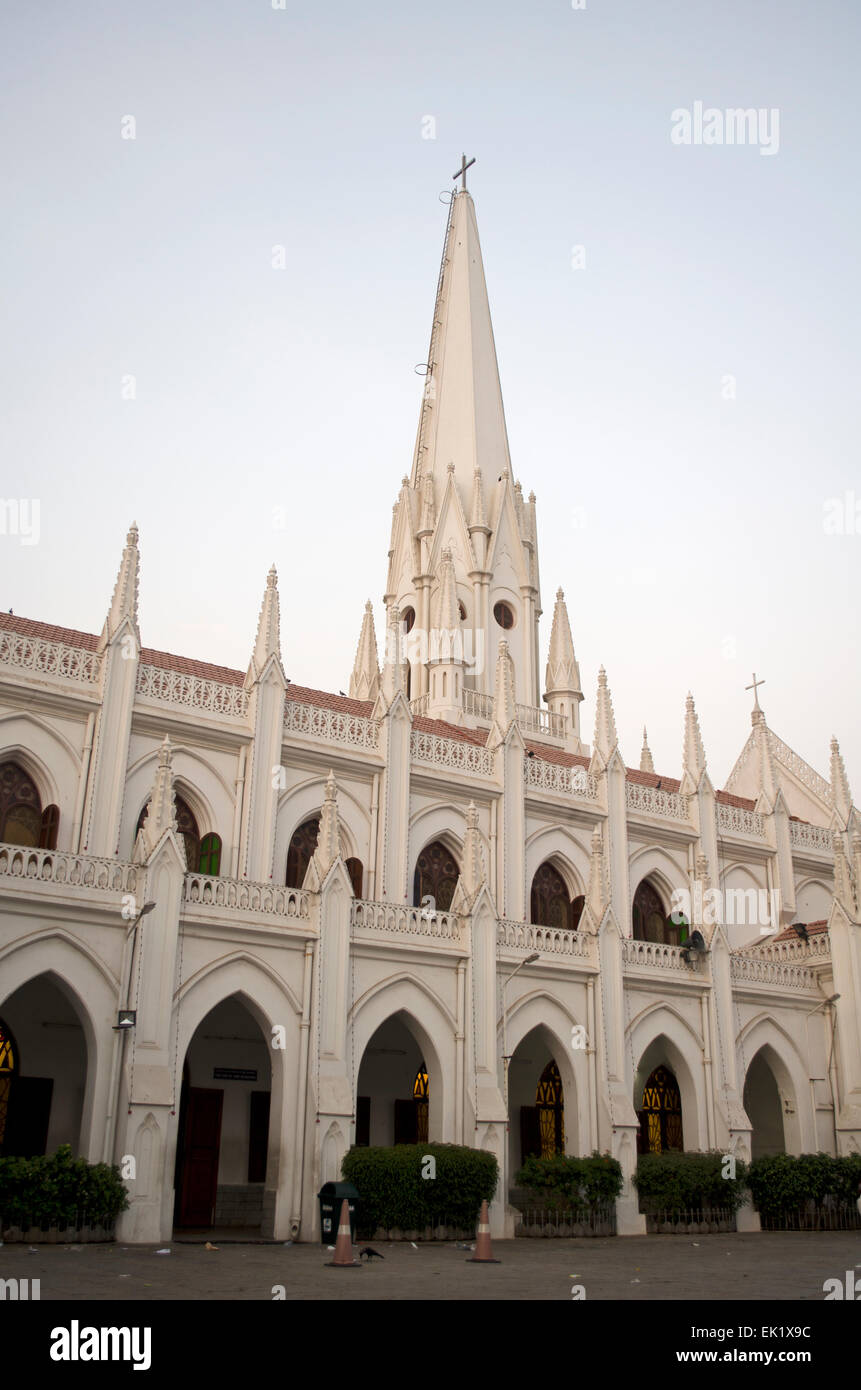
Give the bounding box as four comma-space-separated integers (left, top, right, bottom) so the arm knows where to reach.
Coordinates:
140, 646, 245, 686
715, 789, 758, 810
287, 685, 374, 717
0, 611, 99, 651
771, 919, 828, 942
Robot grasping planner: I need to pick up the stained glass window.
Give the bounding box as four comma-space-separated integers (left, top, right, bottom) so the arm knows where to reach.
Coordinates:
638, 1065, 683, 1154
345, 857, 363, 897
286, 818, 320, 889
413, 1063, 429, 1143
0, 1018, 16, 1149
531, 862, 576, 931
413, 841, 460, 912
535, 1060, 564, 1157
198, 833, 221, 876
136, 794, 201, 871
0, 762, 43, 847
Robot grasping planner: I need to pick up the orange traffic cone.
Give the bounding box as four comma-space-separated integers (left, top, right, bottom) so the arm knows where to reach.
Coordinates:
467, 1200, 500, 1263
325, 1198, 361, 1268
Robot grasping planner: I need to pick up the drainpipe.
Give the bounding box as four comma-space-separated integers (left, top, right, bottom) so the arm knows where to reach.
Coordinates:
230, 745, 247, 878
290, 938, 315, 1237
586, 978, 599, 1149
455, 958, 466, 1144
367, 772, 380, 900
700, 990, 715, 1149
73, 712, 95, 852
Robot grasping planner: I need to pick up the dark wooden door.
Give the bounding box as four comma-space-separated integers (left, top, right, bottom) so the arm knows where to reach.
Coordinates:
520, 1105, 542, 1164
394, 1098, 418, 1145
177, 1087, 223, 1227
1, 1076, 53, 1156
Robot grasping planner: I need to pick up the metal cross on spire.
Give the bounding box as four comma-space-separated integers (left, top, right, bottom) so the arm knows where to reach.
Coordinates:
452, 154, 475, 192
746, 672, 766, 710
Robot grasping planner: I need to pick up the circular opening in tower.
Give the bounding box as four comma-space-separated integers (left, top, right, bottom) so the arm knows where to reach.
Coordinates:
493, 601, 515, 630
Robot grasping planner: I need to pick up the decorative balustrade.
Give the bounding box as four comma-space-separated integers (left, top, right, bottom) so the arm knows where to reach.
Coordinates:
621, 938, 691, 973
769, 732, 833, 806
351, 898, 460, 941
137, 664, 248, 718
284, 699, 380, 750
409, 693, 430, 717
497, 919, 592, 958
0, 630, 99, 685
462, 688, 495, 720
625, 780, 689, 823
742, 931, 831, 964
524, 755, 599, 801
789, 820, 833, 853
515, 703, 567, 739
0, 844, 139, 893
730, 954, 818, 991
184, 874, 309, 919
717, 802, 765, 839
410, 729, 495, 777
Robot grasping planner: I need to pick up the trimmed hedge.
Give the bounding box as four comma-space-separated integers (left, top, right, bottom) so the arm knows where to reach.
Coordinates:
341, 1144, 497, 1232
0, 1145, 129, 1230
634, 1151, 749, 1215
747, 1152, 861, 1220
514, 1152, 623, 1210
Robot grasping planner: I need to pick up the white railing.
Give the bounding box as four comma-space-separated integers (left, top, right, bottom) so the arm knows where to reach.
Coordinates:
740, 932, 830, 964
184, 874, 309, 919
717, 802, 765, 838
462, 688, 495, 720
409, 693, 430, 717
137, 663, 249, 718
0, 844, 139, 893
730, 954, 818, 991
625, 780, 689, 822
351, 898, 460, 941
621, 938, 691, 973
497, 919, 592, 958
284, 699, 380, 750
0, 630, 99, 685
515, 703, 567, 739
410, 729, 495, 777
789, 820, 833, 853
524, 755, 599, 800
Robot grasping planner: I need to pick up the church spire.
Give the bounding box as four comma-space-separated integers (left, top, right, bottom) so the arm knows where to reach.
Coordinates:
102, 521, 140, 647
349, 601, 380, 703
640, 727, 654, 774
544, 587, 583, 740
682, 693, 707, 791
410, 187, 512, 519
592, 666, 619, 765
246, 565, 283, 686
830, 736, 854, 829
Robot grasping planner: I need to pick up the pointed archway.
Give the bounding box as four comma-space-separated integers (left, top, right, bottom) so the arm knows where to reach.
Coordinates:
743, 1049, 786, 1158
509, 1027, 567, 1173
355, 1014, 434, 1146
636, 1065, 684, 1154
174, 996, 272, 1231
0, 976, 87, 1156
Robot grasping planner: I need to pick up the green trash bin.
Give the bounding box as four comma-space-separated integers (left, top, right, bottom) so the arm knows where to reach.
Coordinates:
318, 1181, 360, 1244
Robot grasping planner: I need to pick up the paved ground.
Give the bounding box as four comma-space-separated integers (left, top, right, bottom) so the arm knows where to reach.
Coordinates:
2, 1231, 860, 1300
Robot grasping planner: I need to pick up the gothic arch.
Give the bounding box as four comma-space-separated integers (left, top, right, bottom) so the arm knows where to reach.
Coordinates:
524, 826, 589, 902
0, 940, 115, 1162
628, 1004, 707, 1151
351, 974, 455, 1141
0, 717, 79, 807
274, 776, 368, 880
736, 1013, 812, 1151
123, 743, 233, 858
627, 848, 686, 916
504, 992, 590, 1154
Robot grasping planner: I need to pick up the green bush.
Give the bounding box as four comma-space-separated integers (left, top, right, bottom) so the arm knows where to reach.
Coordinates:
514, 1152, 623, 1210
747, 1152, 861, 1219
633, 1151, 749, 1215
0, 1145, 129, 1230
341, 1143, 497, 1233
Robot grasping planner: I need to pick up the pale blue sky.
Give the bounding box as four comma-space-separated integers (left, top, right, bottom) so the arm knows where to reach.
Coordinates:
2, 0, 859, 789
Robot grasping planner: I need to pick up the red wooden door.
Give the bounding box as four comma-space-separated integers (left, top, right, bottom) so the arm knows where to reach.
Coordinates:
177, 1087, 223, 1227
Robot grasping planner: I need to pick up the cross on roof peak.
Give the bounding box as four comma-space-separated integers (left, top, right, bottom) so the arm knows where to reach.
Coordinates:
746, 672, 766, 711
452, 154, 475, 192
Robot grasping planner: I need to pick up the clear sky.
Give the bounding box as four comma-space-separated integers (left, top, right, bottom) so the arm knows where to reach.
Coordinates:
2, 0, 858, 791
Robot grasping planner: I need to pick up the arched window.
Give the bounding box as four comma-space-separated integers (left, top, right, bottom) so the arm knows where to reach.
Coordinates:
39, 805, 60, 850
0, 1018, 16, 1151
0, 762, 43, 847
535, 1060, 565, 1157
637, 1065, 683, 1154
413, 840, 460, 912
530, 861, 576, 931
198, 833, 222, 876
345, 857, 363, 898
413, 1062, 429, 1144
136, 794, 202, 871
286, 817, 320, 889
632, 879, 688, 945
571, 895, 585, 930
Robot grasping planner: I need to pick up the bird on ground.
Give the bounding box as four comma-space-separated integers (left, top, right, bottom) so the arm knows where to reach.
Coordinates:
359, 1246, 384, 1261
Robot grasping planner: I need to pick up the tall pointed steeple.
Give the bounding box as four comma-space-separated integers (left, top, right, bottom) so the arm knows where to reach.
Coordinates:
411, 189, 512, 515
592, 666, 619, 767
349, 601, 380, 703
682, 693, 707, 792
544, 588, 583, 741
247, 565, 282, 684
640, 727, 654, 774
101, 521, 140, 648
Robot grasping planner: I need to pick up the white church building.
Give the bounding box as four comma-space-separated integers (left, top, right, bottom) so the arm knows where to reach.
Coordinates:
0, 182, 859, 1242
